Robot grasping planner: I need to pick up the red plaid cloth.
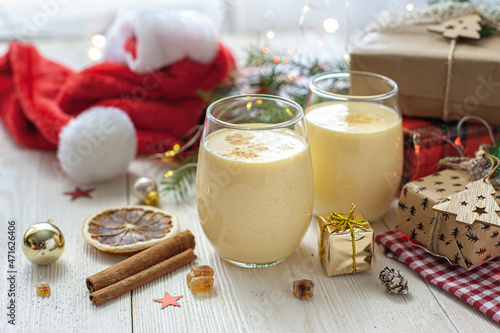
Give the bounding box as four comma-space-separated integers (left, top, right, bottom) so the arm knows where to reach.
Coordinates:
402, 117, 500, 184
376, 230, 500, 322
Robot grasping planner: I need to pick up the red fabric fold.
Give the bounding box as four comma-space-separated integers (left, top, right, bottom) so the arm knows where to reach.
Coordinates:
0, 42, 73, 149
0, 41, 235, 154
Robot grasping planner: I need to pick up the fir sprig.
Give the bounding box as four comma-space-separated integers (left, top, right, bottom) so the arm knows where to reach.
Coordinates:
160, 162, 197, 202
241, 45, 347, 105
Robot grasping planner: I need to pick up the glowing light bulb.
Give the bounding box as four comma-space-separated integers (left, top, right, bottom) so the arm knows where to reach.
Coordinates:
91, 34, 106, 48
302, 5, 310, 14
272, 56, 280, 63
343, 52, 350, 61
287, 46, 295, 55
406, 3, 414, 11
266, 30, 275, 39
323, 18, 339, 33
87, 47, 102, 61
262, 46, 270, 54
317, 38, 326, 47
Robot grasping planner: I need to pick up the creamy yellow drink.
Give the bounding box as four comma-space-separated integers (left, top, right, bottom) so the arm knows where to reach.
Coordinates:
305, 101, 402, 220
196, 128, 314, 265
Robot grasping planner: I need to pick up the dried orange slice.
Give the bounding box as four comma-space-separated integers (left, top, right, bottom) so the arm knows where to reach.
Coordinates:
82, 205, 179, 254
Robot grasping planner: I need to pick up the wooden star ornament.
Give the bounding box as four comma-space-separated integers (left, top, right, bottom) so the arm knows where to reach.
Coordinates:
433, 179, 500, 226
154, 292, 183, 309
427, 14, 482, 39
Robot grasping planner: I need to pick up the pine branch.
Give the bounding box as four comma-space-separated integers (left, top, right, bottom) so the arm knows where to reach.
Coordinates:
160, 163, 197, 202
240, 45, 347, 106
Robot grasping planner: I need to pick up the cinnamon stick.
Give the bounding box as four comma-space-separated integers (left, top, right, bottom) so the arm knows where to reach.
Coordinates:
89, 248, 196, 306
86, 230, 195, 292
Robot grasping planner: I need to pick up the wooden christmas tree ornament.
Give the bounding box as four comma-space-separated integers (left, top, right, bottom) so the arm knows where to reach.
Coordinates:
433, 179, 500, 226
427, 14, 482, 40
433, 154, 500, 227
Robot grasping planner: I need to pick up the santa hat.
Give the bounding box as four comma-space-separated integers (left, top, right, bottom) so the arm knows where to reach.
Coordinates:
0, 6, 235, 184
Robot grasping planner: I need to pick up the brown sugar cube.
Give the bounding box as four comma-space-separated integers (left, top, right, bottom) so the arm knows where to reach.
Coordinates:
293, 279, 314, 300
186, 272, 196, 286
189, 276, 214, 294
36, 282, 51, 297
186, 265, 214, 286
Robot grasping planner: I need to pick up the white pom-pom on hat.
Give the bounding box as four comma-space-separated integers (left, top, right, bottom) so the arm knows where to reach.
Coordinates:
57, 107, 137, 184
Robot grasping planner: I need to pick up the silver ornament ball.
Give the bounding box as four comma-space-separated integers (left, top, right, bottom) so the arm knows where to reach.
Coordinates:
133, 177, 158, 201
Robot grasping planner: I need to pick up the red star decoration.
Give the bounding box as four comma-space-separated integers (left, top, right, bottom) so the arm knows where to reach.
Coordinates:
63, 187, 95, 201
154, 292, 183, 309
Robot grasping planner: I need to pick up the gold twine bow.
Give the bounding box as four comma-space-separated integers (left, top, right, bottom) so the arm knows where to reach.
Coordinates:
483, 153, 500, 182
319, 204, 370, 274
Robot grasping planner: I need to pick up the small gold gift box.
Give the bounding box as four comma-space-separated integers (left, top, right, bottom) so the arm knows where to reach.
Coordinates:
318, 208, 374, 276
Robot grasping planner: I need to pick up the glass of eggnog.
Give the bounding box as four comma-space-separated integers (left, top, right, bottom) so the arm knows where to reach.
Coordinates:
196, 95, 314, 268
304, 71, 402, 221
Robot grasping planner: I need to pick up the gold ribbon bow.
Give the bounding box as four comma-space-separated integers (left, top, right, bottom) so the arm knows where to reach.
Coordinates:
320, 204, 370, 274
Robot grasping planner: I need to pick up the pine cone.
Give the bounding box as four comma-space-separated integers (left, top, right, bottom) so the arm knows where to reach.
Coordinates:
379, 267, 409, 295
468, 156, 491, 181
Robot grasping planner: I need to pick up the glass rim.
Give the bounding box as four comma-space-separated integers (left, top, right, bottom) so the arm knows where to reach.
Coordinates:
206, 94, 304, 130
308, 71, 398, 101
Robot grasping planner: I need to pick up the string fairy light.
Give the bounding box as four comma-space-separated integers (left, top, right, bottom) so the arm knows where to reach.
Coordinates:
344, 0, 351, 64
297, 2, 311, 38
88, 33, 106, 61
91, 34, 106, 48
154, 125, 203, 162
87, 47, 102, 61
323, 17, 340, 33
406, 3, 415, 12
263, 8, 278, 42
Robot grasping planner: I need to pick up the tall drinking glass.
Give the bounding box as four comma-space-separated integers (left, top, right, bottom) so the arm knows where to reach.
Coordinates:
196, 95, 314, 268
304, 71, 402, 221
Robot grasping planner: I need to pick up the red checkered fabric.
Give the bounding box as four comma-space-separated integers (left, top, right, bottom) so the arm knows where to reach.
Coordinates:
376, 229, 500, 322
402, 117, 500, 184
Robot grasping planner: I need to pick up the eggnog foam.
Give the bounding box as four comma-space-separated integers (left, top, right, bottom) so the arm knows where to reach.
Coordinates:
205, 128, 307, 162
305, 101, 400, 133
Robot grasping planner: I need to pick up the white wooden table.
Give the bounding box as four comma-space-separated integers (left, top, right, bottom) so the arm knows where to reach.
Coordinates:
0, 38, 499, 333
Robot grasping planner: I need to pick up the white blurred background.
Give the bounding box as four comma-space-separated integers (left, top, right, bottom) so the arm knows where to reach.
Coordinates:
0, 0, 491, 67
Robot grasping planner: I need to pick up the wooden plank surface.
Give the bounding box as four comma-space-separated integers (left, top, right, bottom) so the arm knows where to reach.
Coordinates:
0, 37, 499, 333
0, 130, 132, 333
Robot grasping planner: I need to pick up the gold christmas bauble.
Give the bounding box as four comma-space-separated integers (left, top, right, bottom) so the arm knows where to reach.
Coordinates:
22, 221, 65, 265
145, 191, 160, 206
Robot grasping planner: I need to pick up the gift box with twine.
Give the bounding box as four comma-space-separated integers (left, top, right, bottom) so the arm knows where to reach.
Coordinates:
350, 2, 500, 124
396, 167, 500, 270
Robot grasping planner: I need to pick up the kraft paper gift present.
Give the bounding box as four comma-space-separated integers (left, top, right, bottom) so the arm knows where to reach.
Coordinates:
396, 169, 500, 270
350, 25, 500, 124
